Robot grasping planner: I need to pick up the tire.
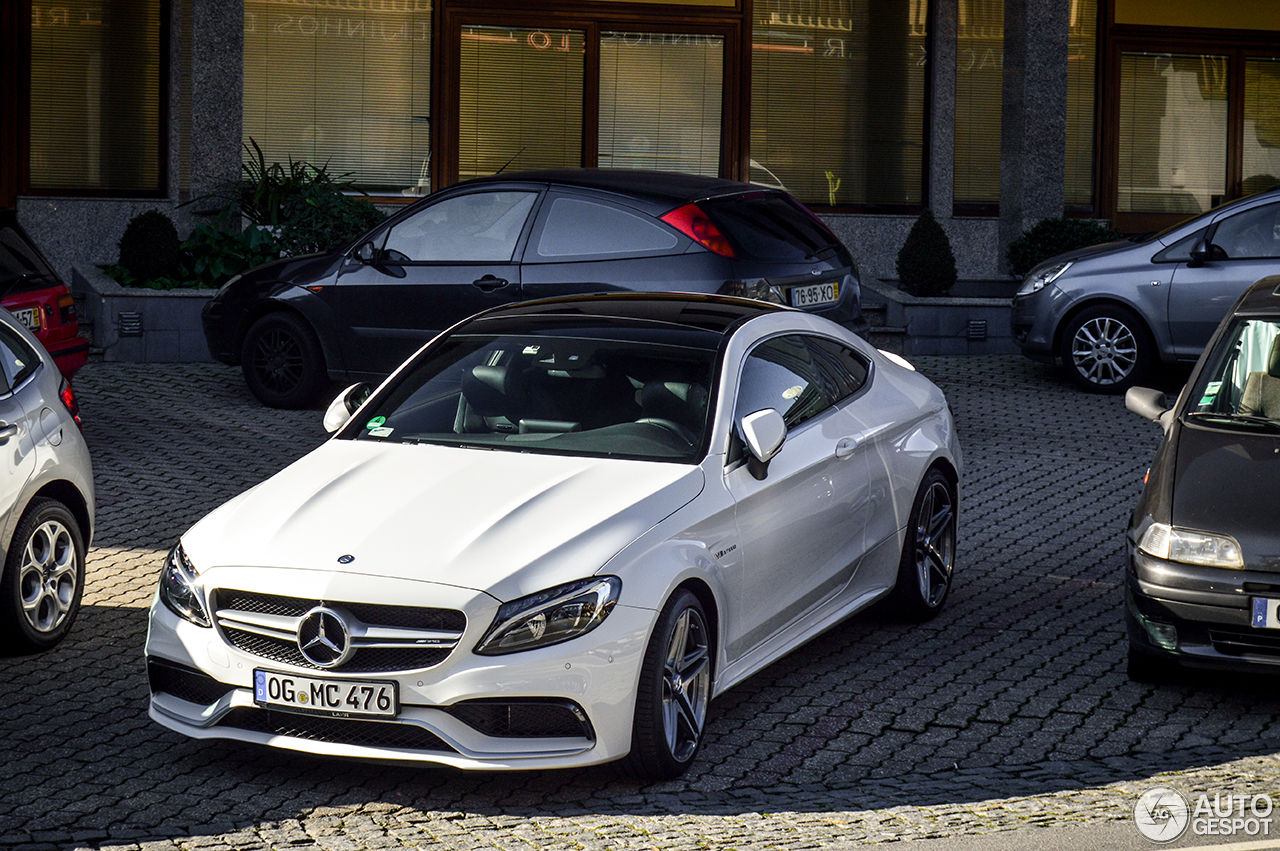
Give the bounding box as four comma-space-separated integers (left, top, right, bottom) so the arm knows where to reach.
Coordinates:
1126, 643, 1177, 684
623, 589, 712, 780
241, 312, 327, 409
889, 468, 956, 621
1059, 305, 1154, 393
0, 498, 86, 654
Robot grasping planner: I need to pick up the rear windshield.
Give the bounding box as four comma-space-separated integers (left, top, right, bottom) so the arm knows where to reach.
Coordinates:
700, 193, 845, 262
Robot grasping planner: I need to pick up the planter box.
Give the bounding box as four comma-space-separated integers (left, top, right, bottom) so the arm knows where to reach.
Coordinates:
71, 265, 216, 363
864, 278, 1019, 357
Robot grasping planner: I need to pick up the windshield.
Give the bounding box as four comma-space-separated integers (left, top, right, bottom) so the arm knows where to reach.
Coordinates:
343, 325, 719, 462
0, 226, 59, 290
1186, 317, 1280, 430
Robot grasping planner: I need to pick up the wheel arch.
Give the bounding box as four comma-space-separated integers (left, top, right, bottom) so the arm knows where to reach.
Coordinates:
1051, 297, 1161, 364
672, 576, 719, 682
31, 481, 92, 549
233, 296, 340, 376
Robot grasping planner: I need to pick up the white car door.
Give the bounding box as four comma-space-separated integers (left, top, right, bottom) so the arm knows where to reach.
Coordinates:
722, 334, 874, 660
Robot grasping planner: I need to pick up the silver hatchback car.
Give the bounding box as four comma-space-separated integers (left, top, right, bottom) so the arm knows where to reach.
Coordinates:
0, 308, 94, 654
1012, 188, 1280, 392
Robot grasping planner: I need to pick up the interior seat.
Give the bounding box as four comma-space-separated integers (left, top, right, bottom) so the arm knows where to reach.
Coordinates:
636, 381, 708, 446
1239, 336, 1280, 419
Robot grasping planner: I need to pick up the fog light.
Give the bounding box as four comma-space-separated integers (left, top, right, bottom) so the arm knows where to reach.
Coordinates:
1144, 620, 1178, 651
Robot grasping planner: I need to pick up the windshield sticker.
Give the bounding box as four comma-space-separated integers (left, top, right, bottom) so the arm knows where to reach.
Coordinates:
365, 416, 386, 430
783, 385, 805, 400
523, 345, 540, 355
1199, 381, 1222, 407
368, 427, 394, 438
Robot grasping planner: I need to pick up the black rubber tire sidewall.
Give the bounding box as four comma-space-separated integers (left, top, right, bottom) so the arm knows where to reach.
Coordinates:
0, 498, 86, 654
622, 589, 708, 781
241, 312, 328, 409
1059, 305, 1155, 394
889, 468, 955, 622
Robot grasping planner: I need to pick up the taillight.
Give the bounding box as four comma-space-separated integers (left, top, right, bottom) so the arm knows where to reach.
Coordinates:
58, 294, 77, 325
59, 378, 82, 428
660, 203, 736, 258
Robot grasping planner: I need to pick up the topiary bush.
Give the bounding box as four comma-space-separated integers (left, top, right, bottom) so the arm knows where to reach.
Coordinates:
118, 210, 183, 283
1006, 217, 1121, 279
897, 210, 957, 297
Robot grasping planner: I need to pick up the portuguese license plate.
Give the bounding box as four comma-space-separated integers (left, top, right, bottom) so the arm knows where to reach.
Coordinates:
1252, 598, 1280, 629
253, 669, 398, 717
790, 280, 838, 308
12, 307, 39, 331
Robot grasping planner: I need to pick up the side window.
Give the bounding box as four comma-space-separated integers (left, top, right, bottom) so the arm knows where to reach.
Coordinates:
1153, 226, 1208, 263
806, 336, 869, 404
533, 197, 679, 259
1211, 203, 1280, 260
0, 323, 39, 394
734, 335, 834, 431
382, 191, 538, 262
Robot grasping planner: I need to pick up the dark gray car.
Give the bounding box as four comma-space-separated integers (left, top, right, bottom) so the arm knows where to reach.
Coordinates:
1012, 187, 1280, 392
1124, 275, 1280, 680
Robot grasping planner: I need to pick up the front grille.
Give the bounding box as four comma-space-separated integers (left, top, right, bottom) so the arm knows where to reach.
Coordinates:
447, 699, 594, 740
148, 658, 235, 706
212, 589, 465, 674
1209, 628, 1280, 658
218, 707, 456, 752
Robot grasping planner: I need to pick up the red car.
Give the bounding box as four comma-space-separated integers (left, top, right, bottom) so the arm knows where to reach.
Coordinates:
1, 210, 90, 379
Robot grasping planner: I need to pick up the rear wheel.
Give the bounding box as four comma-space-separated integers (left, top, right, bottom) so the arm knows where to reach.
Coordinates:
1060, 305, 1154, 393
0, 498, 86, 654
241, 312, 327, 409
623, 589, 711, 780
889, 468, 956, 621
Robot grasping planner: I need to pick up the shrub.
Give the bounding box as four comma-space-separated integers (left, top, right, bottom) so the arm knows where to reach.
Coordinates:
118, 210, 183, 283
897, 210, 957, 297
180, 221, 281, 289
1006, 217, 1121, 279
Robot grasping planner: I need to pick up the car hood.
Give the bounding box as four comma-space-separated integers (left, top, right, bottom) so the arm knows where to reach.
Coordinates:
1028, 238, 1137, 274
1172, 423, 1280, 570
183, 440, 705, 600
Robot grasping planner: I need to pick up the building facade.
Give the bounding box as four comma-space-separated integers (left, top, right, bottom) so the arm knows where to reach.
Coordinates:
5, 0, 1280, 285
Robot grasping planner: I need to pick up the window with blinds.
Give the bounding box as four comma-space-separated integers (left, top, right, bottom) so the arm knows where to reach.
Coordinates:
1064, 0, 1097, 209
1118, 52, 1227, 215
954, 0, 1003, 207
751, 0, 927, 207
1244, 58, 1280, 196
599, 32, 723, 177
243, 0, 432, 195
458, 26, 584, 180
29, 1, 163, 194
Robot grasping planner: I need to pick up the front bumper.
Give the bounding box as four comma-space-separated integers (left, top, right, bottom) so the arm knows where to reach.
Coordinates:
1126, 547, 1280, 672
144, 567, 653, 770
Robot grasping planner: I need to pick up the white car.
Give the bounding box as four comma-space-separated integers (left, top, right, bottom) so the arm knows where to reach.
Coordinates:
0, 308, 94, 654
146, 293, 960, 778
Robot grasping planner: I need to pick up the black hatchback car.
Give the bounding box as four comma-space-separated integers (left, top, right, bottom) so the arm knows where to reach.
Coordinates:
203, 169, 865, 408
1125, 274, 1280, 680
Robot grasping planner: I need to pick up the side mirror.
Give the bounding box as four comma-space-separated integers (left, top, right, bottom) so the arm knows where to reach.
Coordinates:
355, 241, 379, 264
323, 382, 373, 433
1125, 386, 1174, 433
740, 408, 787, 480
1188, 239, 1225, 267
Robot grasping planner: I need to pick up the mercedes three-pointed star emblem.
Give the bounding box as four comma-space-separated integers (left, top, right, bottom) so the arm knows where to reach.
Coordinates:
297, 606, 354, 668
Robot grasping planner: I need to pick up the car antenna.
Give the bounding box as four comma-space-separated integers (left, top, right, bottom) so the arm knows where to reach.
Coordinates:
495, 146, 527, 175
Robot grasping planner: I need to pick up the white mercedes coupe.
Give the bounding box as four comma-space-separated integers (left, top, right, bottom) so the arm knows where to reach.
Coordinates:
146, 293, 961, 779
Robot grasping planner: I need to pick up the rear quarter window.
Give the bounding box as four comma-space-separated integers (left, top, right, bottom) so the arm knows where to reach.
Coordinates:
533, 197, 680, 259
700, 193, 843, 262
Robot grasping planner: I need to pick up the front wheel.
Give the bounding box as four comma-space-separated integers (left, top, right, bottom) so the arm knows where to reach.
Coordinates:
1060, 305, 1154, 393
241, 312, 328, 409
0, 498, 87, 654
889, 468, 957, 621
623, 589, 712, 780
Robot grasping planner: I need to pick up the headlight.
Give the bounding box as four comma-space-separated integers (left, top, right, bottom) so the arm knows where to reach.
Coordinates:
158, 543, 212, 627
475, 576, 621, 656
1016, 261, 1072, 297
1137, 523, 1244, 568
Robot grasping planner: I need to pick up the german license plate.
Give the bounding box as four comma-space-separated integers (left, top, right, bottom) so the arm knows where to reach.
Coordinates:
11, 307, 39, 331
790, 280, 838, 308
253, 669, 398, 717
1252, 598, 1280, 629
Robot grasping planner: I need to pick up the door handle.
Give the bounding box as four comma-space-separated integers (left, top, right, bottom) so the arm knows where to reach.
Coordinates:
0, 423, 18, 443
834, 436, 861, 459
472, 275, 509, 293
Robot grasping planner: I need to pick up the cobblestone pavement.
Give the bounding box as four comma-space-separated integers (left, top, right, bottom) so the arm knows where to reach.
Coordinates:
2, 357, 1279, 851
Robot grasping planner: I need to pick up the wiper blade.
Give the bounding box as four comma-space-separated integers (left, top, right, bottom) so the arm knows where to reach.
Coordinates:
1187, 412, 1280, 432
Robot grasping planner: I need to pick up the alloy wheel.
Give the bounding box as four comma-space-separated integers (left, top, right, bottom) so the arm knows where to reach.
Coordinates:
251, 328, 305, 393
661, 605, 711, 763
913, 480, 955, 609
1070, 316, 1139, 387
18, 519, 78, 634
